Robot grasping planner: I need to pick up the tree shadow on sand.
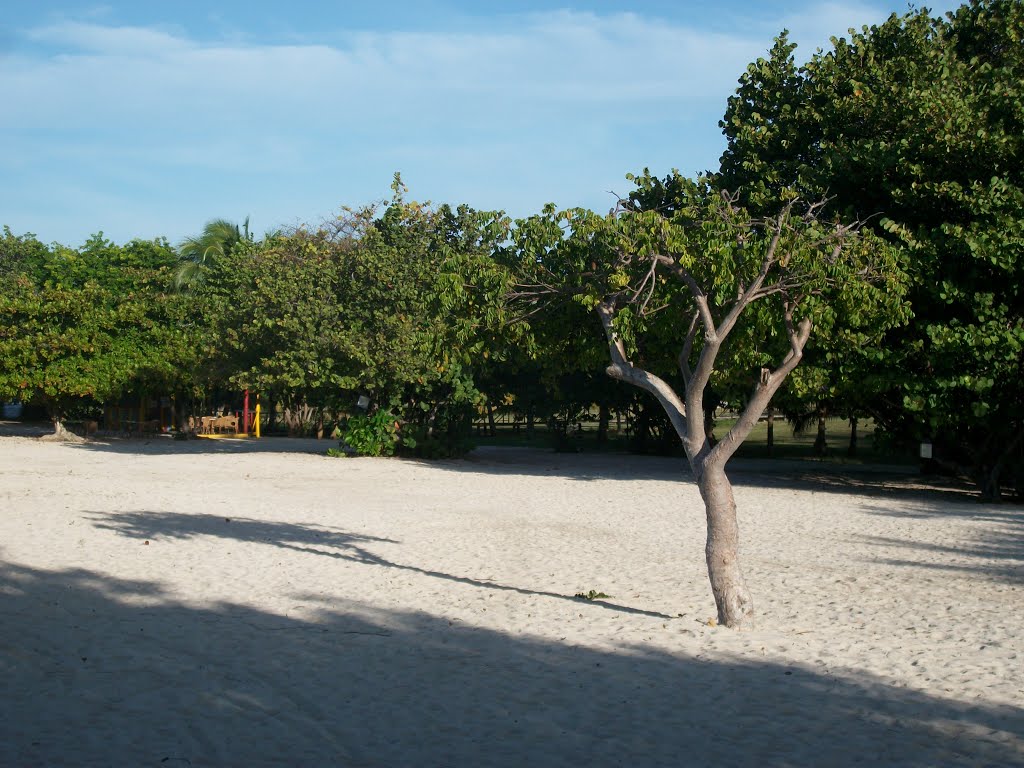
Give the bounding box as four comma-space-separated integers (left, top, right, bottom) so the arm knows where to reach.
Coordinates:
1, 562, 1021, 767
66, 434, 335, 456
86, 511, 671, 619
447, 446, 976, 502
856, 500, 1024, 585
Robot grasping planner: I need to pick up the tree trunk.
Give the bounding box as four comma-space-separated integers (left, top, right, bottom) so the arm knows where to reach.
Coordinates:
813, 407, 828, 456
848, 417, 858, 457
180, 399, 195, 434
597, 403, 610, 443
51, 414, 70, 438
694, 462, 754, 628
977, 426, 1024, 502
703, 402, 717, 446
635, 406, 651, 452
978, 465, 1002, 503
766, 406, 775, 457
426, 401, 442, 438
40, 406, 84, 443
486, 400, 497, 437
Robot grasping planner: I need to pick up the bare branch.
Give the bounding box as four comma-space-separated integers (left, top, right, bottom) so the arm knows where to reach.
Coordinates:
686, 328, 720, 409
674, 200, 794, 347
782, 303, 813, 364
641, 301, 673, 316
630, 255, 660, 315
655, 254, 718, 334
595, 301, 688, 441
709, 311, 813, 466
679, 310, 700, 384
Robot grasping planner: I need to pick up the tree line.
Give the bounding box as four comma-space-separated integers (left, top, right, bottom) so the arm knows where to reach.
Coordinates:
2, 2, 1020, 494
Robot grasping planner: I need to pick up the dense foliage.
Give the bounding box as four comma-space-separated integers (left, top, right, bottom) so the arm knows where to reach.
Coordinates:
0, 230, 193, 432
505, 173, 907, 463
719, 0, 1023, 497
196, 179, 518, 456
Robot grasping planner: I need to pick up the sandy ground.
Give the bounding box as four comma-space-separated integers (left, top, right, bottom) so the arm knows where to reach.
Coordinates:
0, 428, 1021, 767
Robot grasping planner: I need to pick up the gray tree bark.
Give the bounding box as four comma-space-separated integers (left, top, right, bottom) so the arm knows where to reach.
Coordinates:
694, 462, 753, 626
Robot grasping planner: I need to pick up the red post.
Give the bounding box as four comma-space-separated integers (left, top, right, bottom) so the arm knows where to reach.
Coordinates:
243, 390, 250, 436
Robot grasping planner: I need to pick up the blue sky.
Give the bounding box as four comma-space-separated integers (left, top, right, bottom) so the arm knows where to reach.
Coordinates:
2, 1, 957, 247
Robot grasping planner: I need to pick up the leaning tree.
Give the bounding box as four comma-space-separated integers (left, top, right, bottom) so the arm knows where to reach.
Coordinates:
508, 173, 907, 627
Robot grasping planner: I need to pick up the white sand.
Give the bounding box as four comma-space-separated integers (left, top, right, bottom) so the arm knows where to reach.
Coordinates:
0, 432, 1021, 767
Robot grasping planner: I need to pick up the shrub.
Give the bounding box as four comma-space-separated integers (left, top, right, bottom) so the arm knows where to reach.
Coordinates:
338, 409, 405, 457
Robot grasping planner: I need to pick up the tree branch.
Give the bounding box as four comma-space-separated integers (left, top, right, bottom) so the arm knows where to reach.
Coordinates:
709, 310, 812, 466
657, 256, 717, 333
595, 301, 689, 441
713, 202, 790, 341
630, 255, 660, 314
679, 309, 700, 385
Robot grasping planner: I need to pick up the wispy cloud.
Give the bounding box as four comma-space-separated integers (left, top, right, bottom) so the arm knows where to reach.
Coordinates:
13, 12, 758, 117
25, 20, 193, 54
0, 5, 915, 244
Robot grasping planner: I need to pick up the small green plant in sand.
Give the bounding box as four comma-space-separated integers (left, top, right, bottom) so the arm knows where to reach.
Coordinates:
574, 590, 611, 601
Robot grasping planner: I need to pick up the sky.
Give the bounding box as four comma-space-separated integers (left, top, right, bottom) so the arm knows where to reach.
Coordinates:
1, 1, 959, 247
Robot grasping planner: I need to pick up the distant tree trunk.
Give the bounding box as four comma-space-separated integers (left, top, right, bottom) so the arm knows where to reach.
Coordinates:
704, 401, 717, 446
848, 417, 858, 457
525, 406, 535, 438
426, 397, 449, 439
766, 406, 775, 457
597, 403, 610, 442
977, 427, 1024, 502
40, 400, 82, 442
813, 407, 828, 456
634, 406, 651, 452
486, 400, 497, 437
978, 465, 1002, 502
51, 415, 70, 438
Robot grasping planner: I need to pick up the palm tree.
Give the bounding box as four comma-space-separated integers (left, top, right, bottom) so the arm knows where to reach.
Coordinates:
173, 217, 250, 292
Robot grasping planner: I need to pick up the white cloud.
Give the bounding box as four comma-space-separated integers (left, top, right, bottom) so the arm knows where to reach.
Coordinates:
2, 6, 904, 244
6, 12, 763, 127
25, 20, 193, 55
